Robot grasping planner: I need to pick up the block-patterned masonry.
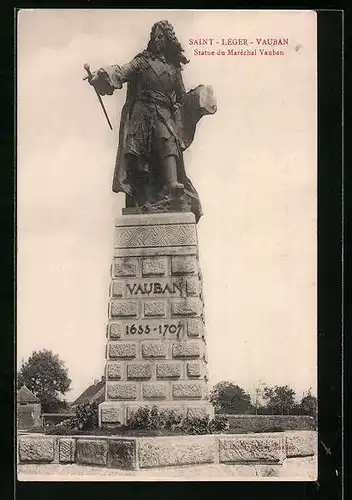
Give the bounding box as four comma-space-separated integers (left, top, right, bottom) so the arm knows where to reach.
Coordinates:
17, 432, 318, 469
100, 213, 213, 426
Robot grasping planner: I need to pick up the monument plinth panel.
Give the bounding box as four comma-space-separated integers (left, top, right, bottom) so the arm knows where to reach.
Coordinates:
99, 212, 213, 426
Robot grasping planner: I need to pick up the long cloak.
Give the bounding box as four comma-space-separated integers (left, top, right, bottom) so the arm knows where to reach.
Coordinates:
96, 64, 217, 222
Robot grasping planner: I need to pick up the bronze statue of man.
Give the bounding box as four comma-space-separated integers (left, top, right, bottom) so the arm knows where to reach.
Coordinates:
87, 20, 216, 222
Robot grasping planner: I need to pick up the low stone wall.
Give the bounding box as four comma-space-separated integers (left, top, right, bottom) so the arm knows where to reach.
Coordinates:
224, 415, 316, 432
17, 431, 317, 470
42, 413, 74, 426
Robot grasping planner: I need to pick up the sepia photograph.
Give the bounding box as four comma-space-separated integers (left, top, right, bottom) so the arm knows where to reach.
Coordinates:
17, 9, 317, 481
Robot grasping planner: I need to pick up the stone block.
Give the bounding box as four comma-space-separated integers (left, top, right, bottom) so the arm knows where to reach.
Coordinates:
172, 341, 201, 358
186, 276, 202, 296
171, 298, 202, 317
111, 281, 126, 298
127, 362, 152, 379
138, 436, 216, 468
109, 323, 122, 339
172, 382, 204, 399
106, 361, 123, 380
59, 438, 76, 463
108, 342, 136, 359
100, 402, 123, 424
143, 300, 167, 317
110, 300, 138, 318
219, 435, 284, 464
76, 439, 108, 466
187, 361, 201, 377
113, 258, 137, 277
115, 246, 197, 257
142, 383, 168, 399
156, 362, 182, 379
115, 219, 197, 248
106, 382, 137, 400
18, 437, 55, 463
171, 256, 198, 275
108, 439, 136, 469
142, 342, 167, 358
116, 212, 196, 226
285, 431, 317, 458
142, 258, 167, 276
187, 318, 204, 337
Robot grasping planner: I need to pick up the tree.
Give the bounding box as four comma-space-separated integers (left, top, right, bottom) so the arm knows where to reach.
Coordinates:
17, 371, 24, 389
299, 389, 317, 417
262, 384, 296, 415
18, 349, 71, 412
209, 381, 252, 414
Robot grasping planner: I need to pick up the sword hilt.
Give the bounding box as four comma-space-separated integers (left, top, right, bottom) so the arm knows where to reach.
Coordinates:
83, 63, 92, 81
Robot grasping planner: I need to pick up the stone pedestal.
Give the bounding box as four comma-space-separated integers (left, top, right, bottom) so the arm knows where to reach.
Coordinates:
99, 212, 214, 426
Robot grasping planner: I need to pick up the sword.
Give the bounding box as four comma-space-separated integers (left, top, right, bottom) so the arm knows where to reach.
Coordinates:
83, 63, 113, 130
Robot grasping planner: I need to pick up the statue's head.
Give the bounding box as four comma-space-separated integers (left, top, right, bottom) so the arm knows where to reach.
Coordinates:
147, 20, 189, 67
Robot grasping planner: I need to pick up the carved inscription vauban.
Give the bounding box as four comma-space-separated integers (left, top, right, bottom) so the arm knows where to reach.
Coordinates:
126, 281, 182, 295
111, 276, 201, 299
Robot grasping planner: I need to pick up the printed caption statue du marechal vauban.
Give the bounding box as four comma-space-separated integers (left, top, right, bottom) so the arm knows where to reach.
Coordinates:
86, 20, 217, 222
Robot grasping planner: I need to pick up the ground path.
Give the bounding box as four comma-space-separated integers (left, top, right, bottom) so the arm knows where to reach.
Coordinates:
18, 456, 317, 481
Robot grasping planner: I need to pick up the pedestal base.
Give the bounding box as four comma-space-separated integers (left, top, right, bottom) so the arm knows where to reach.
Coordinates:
101, 212, 212, 426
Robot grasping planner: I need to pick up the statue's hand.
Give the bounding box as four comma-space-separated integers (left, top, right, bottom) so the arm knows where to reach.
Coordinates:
88, 68, 114, 96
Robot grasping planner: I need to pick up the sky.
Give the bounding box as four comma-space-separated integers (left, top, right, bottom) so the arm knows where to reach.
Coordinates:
17, 9, 317, 401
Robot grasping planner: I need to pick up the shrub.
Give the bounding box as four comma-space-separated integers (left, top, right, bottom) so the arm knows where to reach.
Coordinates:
127, 406, 178, 430
127, 406, 156, 430
180, 415, 210, 435
127, 406, 229, 434
68, 401, 99, 430
44, 404, 230, 436
45, 402, 99, 434
208, 415, 230, 433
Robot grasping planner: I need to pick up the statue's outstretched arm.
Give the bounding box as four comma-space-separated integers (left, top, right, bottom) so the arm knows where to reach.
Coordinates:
88, 57, 146, 96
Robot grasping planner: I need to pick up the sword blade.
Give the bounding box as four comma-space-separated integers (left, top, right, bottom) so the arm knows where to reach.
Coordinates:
93, 86, 113, 130
84, 63, 113, 130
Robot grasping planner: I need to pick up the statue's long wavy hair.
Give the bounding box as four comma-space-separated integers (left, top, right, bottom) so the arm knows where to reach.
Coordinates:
146, 20, 189, 68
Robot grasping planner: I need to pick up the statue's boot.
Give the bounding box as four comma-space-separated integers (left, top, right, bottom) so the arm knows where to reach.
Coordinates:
163, 161, 184, 196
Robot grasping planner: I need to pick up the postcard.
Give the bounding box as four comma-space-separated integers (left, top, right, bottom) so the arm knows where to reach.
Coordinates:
17, 9, 317, 481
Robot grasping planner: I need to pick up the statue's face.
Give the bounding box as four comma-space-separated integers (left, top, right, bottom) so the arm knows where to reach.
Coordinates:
152, 26, 166, 53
